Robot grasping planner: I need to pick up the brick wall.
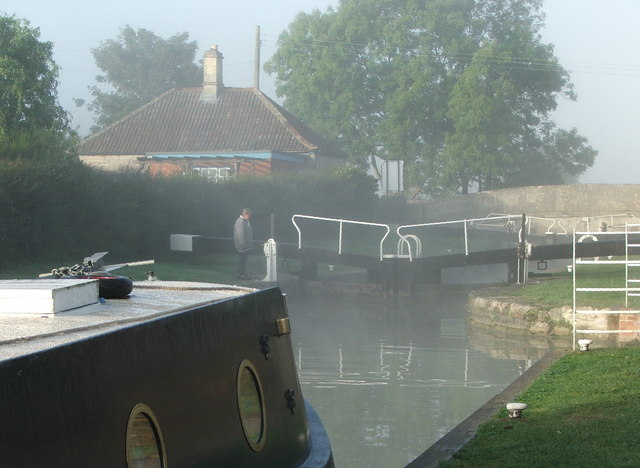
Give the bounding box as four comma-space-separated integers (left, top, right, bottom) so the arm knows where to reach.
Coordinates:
618, 313, 640, 343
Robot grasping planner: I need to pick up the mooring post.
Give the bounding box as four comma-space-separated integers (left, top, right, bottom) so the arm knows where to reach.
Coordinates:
516, 213, 527, 284
262, 238, 277, 282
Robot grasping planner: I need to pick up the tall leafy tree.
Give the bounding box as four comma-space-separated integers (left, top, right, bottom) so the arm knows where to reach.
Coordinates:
79, 26, 202, 131
266, 0, 596, 195
0, 14, 76, 160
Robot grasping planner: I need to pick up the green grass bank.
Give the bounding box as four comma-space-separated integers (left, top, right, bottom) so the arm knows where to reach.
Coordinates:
439, 263, 640, 467
439, 347, 640, 467
482, 262, 640, 310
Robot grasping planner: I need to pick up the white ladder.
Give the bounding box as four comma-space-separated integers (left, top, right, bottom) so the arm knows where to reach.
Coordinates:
572, 226, 640, 350
626, 224, 640, 306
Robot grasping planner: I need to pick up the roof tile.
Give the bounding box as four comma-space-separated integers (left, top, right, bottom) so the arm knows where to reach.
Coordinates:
79, 87, 343, 157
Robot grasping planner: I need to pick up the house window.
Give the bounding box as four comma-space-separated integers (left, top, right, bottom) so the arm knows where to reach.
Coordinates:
194, 166, 233, 182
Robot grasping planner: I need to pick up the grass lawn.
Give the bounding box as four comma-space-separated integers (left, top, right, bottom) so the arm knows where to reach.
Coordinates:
116, 252, 265, 283
0, 252, 302, 284
440, 347, 640, 467
490, 260, 640, 310
445, 263, 640, 467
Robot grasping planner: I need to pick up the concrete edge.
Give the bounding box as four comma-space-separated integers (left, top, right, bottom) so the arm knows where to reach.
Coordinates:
405, 349, 565, 468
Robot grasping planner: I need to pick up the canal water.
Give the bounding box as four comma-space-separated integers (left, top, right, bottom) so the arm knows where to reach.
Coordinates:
285, 288, 553, 468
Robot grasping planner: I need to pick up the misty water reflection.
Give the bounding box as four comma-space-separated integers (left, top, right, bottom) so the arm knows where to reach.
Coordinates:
286, 289, 553, 468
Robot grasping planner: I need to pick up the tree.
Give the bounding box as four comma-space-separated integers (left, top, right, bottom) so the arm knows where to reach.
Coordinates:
265, 0, 596, 196
0, 15, 76, 160
79, 26, 202, 131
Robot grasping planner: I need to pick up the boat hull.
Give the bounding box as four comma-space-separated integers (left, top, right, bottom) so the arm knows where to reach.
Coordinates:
0, 286, 331, 467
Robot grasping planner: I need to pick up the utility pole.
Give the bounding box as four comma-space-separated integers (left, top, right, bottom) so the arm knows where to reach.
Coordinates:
254, 25, 261, 90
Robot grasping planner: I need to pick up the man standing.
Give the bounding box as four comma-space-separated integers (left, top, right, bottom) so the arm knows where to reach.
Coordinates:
234, 208, 253, 279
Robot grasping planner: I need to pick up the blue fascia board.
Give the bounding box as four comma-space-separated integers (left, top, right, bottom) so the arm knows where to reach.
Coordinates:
146, 151, 306, 162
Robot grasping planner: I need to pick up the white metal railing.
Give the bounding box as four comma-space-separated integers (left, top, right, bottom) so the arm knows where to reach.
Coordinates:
396, 234, 421, 261
291, 214, 523, 262
473, 213, 522, 230
481, 213, 569, 236
578, 214, 636, 232
291, 214, 391, 261
480, 213, 639, 237
572, 227, 640, 350
290, 214, 638, 268
527, 216, 568, 236
397, 214, 522, 256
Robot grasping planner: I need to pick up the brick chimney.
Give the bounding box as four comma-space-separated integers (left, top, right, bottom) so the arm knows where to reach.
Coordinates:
202, 45, 223, 102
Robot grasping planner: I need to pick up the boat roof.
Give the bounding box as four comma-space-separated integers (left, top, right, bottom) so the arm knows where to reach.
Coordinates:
0, 280, 257, 361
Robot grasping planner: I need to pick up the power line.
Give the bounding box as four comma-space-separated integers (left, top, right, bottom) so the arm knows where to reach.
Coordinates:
47, 34, 640, 78
260, 37, 640, 77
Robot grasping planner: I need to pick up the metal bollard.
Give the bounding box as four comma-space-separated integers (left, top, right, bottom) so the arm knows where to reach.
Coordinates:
262, 238, 278, 282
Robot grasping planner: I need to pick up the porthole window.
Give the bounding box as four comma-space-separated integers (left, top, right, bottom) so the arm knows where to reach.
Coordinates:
237, 359, 267, 452
126, 403, 166, 468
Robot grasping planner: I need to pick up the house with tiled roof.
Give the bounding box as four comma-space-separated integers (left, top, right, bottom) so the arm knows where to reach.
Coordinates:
79, 46, 345, 179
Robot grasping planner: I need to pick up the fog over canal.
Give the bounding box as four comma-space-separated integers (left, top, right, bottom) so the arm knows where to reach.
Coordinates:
286, 289, 555, 468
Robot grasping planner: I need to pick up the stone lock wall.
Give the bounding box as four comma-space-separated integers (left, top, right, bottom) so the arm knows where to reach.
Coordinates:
468, 291, 640, 344
468, 292, 616, 335
467, 292, 575, 336
410, 184, 640, 221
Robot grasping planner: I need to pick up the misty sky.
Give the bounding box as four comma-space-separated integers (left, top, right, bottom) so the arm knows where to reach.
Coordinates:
2, 0, 639, 184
